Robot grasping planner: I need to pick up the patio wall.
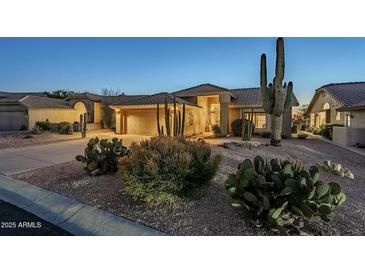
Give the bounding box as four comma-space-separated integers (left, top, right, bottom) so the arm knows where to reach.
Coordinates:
333, 126, 365, 146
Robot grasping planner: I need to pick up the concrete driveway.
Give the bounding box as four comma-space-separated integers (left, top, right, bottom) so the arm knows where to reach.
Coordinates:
0, 133, 149, 176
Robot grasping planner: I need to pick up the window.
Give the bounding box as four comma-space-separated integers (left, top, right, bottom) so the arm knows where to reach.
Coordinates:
244, 112, 267, 129
336, 111, 341, 121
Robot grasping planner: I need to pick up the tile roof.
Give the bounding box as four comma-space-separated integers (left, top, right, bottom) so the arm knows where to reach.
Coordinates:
19, 95, 73, 109
111, 92, 198, 107
173, 83, 234, 97
66, 92, 147, 105
318, 82, 365, 105
337, 99, 365, 111
230, 87, 299, 107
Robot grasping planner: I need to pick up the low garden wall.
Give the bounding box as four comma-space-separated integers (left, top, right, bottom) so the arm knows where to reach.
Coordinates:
333, 126, 365, 146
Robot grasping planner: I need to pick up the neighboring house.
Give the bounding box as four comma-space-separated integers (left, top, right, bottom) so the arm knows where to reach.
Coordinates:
110, 83, 299, 136
0, 91, 140, 131
305, 82, 365, 146
305, 82, 365, 128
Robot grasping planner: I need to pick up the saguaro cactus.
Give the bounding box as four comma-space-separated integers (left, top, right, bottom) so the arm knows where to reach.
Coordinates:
260, 37, 293, 146
156, 102, 162, 136
164, 95, 171, 136
156, 94, 185, 137
83, 112, 88, 138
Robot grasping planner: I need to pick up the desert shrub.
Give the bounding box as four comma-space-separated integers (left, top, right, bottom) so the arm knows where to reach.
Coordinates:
297, 133, 308, 139
312, 127, 321, 135
212, 124, 222, 135
258, 131, 271, 138
211, 124, 226, 137
58, 122, 73, 135
319, 123, 343, 140
231, 119, 255, 137
120, 136, 222, 205
35, 120, 51, 131
19, 124, 27, 131
76, 137, 129, 176
30, 125, 43, 135
225, 156, 346, 235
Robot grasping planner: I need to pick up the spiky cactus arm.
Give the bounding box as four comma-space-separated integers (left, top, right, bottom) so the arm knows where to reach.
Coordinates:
260, 54, 273, 114
83, 113, 87, 137
80, 114, 84, 138
157, 102, 161, 136
164, 95, 170, 136
173, 94, 177, 137
177, 110, 181, 135
181, 103, 185, 136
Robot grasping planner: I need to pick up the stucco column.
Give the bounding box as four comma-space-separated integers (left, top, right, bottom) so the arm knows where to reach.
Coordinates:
115, 110, 122, 134
219, 94, 231, 135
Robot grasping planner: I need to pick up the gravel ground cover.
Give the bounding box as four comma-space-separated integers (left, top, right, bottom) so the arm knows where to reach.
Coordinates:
0, 131, 79, 150
11, 137, 365, 236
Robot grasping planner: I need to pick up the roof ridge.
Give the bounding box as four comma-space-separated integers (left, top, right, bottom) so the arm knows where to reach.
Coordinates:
319, 81, 365, 89
174, 83, 228, 93
230, 87, 259, 91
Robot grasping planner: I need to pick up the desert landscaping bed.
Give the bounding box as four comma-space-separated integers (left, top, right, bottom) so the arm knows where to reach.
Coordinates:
0, 131, 80, 150
11, 137, 365, 236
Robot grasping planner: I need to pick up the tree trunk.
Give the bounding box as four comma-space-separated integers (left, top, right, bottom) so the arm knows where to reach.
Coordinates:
271, 114, 282, 146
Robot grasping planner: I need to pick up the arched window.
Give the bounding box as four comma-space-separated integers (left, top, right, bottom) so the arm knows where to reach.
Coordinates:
323, 102, 330, 110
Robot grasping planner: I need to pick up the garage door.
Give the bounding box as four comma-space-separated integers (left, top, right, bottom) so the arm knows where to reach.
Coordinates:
126, 109, 157, 136
0, 111, 28, 131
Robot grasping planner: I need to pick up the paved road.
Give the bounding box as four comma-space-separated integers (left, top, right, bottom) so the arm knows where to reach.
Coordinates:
0, 200, 71, 236
0, 134, 148, 175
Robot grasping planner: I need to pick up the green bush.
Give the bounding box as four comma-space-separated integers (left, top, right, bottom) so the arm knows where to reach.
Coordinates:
120, 136, 222, 205
35, 120, 51, 131
19, 124, 27, 131
231, 118, 255, 137
225, 156, 346, 235
319, 124, 343, 140
58, 122, 73, 135
297, 133, 308, 139
76, 137, 129, 176
30, 125, 43, 135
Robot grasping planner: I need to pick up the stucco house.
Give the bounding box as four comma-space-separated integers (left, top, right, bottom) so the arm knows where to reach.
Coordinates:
305, 82, 365, 128
0, 91, 139, 131
305, 82, 365, 146
110, 83, 299, 136
1, 83, 299, 135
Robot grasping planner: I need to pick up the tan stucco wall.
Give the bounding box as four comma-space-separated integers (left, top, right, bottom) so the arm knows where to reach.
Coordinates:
308, 89, 344, 127
333, 126, 365, 146
114, 105, 203, 136
28, 104, 87, 128
349, 110, 365, 128
94, 102, 102, 124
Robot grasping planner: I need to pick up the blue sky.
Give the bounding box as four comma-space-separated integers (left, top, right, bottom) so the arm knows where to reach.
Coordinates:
1, 37, 365, 104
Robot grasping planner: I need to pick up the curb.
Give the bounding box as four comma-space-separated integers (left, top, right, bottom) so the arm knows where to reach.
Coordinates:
0, 175, 165, 236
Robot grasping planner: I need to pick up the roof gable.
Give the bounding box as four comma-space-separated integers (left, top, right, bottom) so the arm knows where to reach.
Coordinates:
174, 83, 232, 97
19, 95, 72, 109
319, 82, 365, 106
111, 92, 197, 107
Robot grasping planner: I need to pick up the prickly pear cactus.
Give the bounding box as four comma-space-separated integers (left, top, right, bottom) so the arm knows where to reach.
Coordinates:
260, 38, 293, 146
318, 160, 354, 179
76, 137, 129, 176
225, 155, 347, 235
